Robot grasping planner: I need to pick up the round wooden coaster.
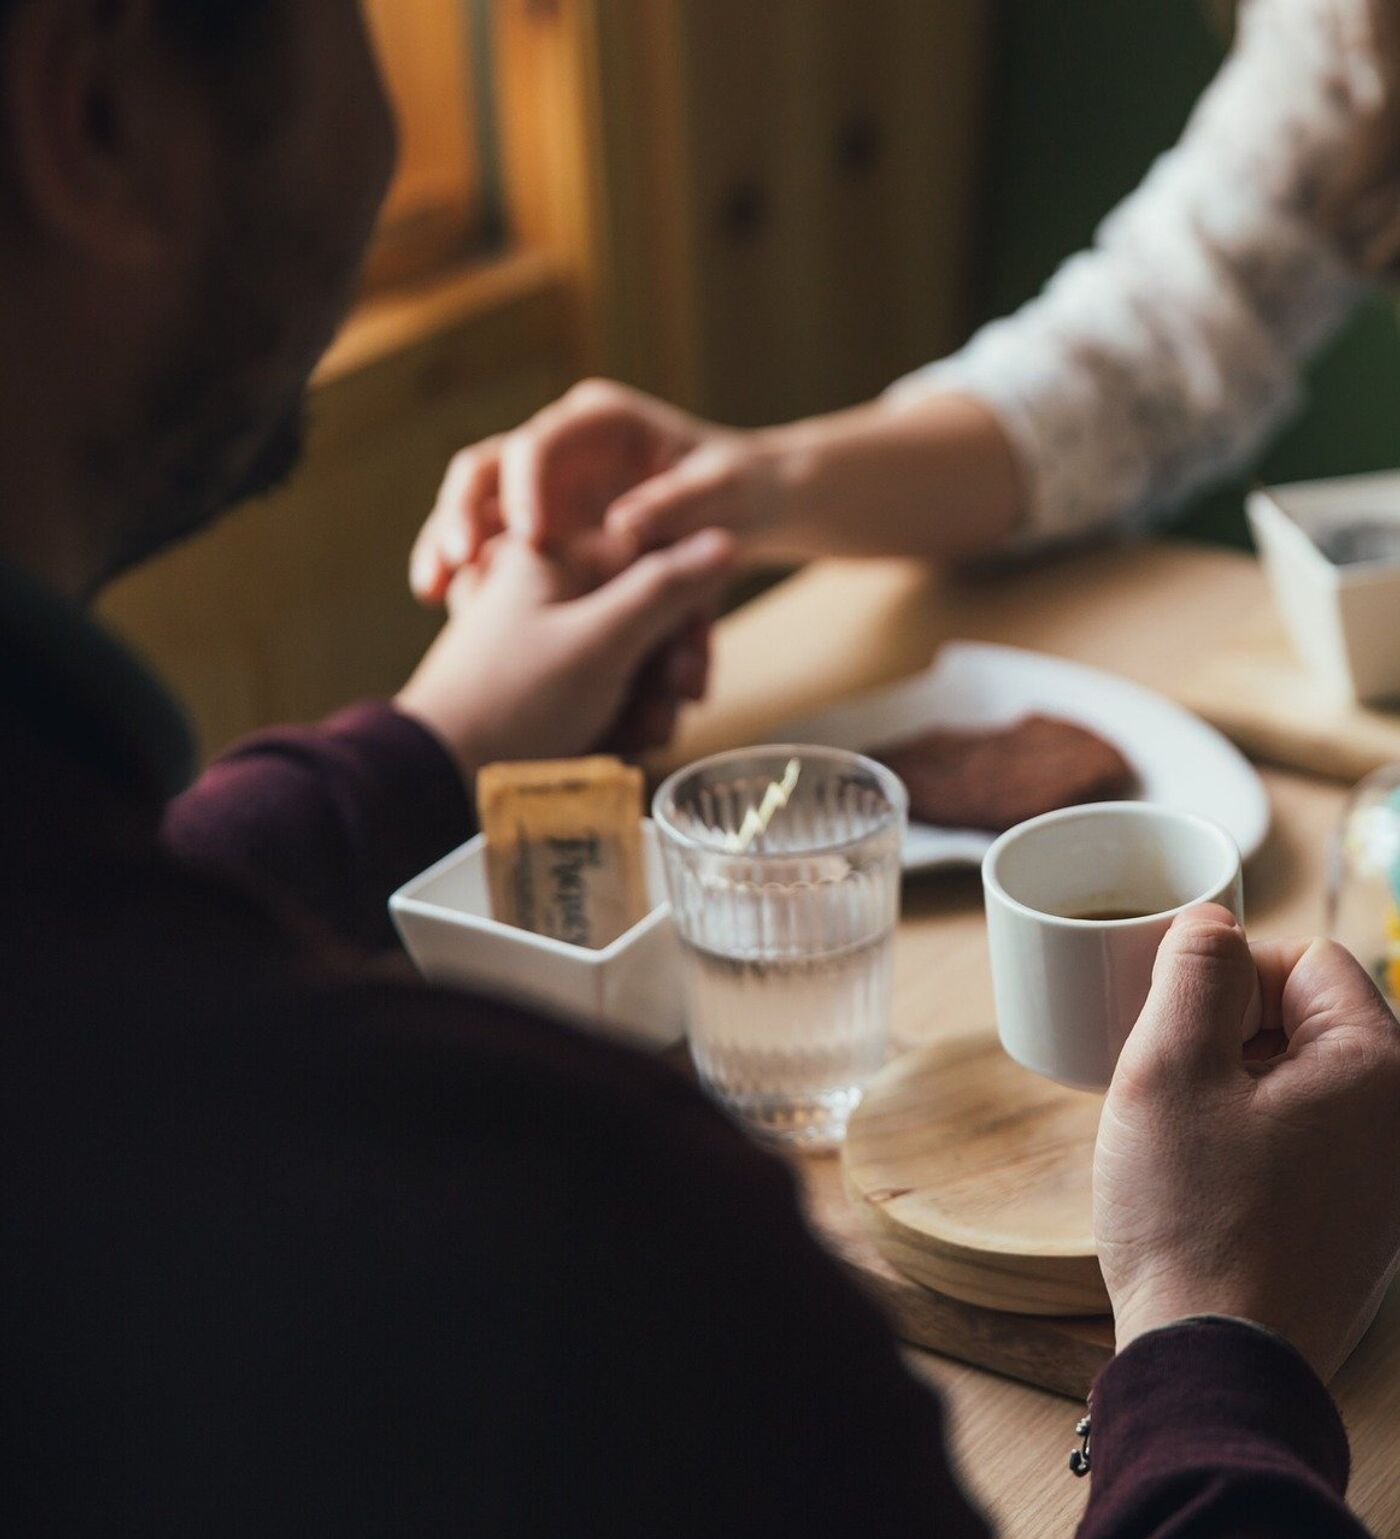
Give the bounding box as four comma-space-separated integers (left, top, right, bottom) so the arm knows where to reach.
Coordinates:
842, 1034, 1109, 1316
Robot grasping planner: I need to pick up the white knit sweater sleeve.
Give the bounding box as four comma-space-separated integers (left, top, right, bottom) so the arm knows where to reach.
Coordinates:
888, 0, 1378, 539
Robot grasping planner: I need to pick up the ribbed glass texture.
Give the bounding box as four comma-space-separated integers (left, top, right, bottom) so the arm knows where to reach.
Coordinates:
654, 747, 907, 1150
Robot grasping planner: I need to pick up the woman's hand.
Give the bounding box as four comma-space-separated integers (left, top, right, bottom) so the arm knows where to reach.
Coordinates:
409, 380, 781, 604
1095, 905, 1400, 1381
396, 529, 736, 780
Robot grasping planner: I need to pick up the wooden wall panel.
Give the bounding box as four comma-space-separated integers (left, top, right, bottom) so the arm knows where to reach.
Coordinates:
590, 0, 993, 425
494, 0, 610, 363
588, 0, 704, 405
684, 0, 992, 424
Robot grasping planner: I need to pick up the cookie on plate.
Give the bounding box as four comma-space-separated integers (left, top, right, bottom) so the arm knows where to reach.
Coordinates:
874, 714, 1135, 833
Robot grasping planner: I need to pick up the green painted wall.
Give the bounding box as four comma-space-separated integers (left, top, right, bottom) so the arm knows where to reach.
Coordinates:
974, 0, 1400, 547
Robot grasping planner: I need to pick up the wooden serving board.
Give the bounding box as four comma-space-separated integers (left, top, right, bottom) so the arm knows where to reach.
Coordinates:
1177, 606, 1400, 785
799, 1141, 1112, 1403
788, 1034, 1115, 1402
662, 1039, 1112, 1401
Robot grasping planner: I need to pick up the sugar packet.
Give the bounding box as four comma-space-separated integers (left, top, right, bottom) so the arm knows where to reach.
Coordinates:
477, 758, 648, 950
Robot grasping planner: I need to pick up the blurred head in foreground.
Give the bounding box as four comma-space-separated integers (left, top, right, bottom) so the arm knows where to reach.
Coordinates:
0, 0, 395, 594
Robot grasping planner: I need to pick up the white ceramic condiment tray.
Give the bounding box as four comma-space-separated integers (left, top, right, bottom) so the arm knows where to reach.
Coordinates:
391, 819, 683, 1050
1248, 471, 1400, 704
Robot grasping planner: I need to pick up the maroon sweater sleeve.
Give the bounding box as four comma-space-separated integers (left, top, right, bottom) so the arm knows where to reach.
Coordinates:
1079, 1318, 1371, 1539
162, 701, 472, 953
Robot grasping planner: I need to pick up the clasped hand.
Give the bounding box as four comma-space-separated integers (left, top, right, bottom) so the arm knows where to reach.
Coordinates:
399, 382, 756, 778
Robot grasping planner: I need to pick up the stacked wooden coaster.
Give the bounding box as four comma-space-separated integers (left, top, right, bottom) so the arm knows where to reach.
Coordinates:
835, 1034, 1114, 1399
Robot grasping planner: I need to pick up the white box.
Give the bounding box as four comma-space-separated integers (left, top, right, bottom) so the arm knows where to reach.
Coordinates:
390, 820, 684, 1050
1248, 471, 1400, 705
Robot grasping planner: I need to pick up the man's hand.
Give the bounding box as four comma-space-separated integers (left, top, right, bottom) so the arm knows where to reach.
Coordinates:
1096, 904, 1400, 1382
396, 529, 735, 780
409, 380, 778, 604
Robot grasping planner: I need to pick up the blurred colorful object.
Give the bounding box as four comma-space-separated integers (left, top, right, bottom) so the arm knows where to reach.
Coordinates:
1386, 905, 1400, 1004
1329, 768, 1400, 1008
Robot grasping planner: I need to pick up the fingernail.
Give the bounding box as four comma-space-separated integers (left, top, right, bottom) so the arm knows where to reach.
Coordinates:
443, 525, 469, 564
688, 529, 734, 564
608, 524, 642, 564
606, 504, 639, 537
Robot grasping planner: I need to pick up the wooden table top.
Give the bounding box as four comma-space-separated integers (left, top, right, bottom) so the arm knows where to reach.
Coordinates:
673, 541, 1400, 1539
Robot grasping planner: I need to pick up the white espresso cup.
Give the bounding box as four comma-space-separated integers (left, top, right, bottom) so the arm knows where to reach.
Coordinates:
982, 802, 1244, 1091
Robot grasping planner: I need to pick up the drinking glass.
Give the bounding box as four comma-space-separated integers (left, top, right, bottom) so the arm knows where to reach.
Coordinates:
1329, 764, 1400, 1009
653, 746, 907, 1149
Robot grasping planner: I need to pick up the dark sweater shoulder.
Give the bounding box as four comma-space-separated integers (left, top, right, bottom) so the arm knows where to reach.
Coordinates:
3, 846, 969, 1536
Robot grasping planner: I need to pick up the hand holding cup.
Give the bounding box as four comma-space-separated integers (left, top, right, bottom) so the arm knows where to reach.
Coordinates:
1096, 906, 1400, 1381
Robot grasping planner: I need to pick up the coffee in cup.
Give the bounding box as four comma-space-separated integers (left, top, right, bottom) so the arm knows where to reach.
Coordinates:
1058, 905, 1154, 922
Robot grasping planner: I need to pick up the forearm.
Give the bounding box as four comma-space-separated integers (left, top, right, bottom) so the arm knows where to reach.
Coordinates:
751, 393, 1026, 563
1079, 1318, 1369, 1539
163, 701, 473, 953
884, 2, 1366, 545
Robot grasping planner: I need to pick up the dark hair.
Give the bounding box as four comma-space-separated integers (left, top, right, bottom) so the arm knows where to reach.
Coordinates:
154, 0, 276, 53
0, 0, 273, 53
0, 0, 284, 204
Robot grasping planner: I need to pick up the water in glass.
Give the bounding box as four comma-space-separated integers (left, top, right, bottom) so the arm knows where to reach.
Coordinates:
654, 747, 907, 1149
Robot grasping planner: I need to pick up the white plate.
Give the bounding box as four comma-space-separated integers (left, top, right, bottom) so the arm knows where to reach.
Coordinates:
776, 642, 1271, 872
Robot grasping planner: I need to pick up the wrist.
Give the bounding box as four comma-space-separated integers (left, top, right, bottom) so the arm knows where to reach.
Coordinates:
394, 676, 482, 790
1113, 1281, 1302, 1368
745, 394, 1026, 562
1090, 1317, 1351, 1502
735, 422, 806, 550
1118, 1311, 1298, 1357
746, 416, 854, 558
